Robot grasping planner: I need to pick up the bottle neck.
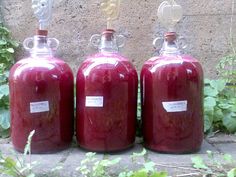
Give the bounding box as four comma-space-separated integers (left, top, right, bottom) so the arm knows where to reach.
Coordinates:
99, 29, 119, 53
30, 35, 53, 58
159, 32, 181, 55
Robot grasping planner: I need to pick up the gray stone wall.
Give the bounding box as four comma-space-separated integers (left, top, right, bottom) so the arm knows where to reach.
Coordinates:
1, 0, 236, 78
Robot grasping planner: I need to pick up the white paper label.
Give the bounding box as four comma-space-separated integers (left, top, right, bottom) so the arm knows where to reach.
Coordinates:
86, 96, 104, 107
30, 101, 49, 113
162, 100, 187, 112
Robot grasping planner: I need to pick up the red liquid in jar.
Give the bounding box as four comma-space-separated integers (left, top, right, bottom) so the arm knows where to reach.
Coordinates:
76, 52, 138, 152
9, 57, 74, 153
141, 55, 204, 153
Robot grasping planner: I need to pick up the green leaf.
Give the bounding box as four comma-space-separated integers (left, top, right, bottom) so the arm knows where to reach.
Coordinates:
228, 168, 236, 177
0, 40, 7, 45
191, 156, 208, 169
0, 168, 18, 176
224, 154, 234, 163
0, 109, 10, 129
76, 165, 90, 175
119, 172, 130, 177
210, 80, 226, 92
204, 115, 212, 132
223, 112, 236, 133
0, 84, 9, 99
204, 108, 214, 132
143, 161, 155, 172
86, 152, 96, 158
26, 174, 36, 177
150, 172, 168, 177
4, 71, 9, 78
3, 157, 17, 169
204, 79, 211, 84
51, 165, 63, 172
0, 126, 10, 138
100, 158, 121, 167
132, 149, 147, 158
218, 103, 233, 110
213, 108, 224, 122
6, 48, 14, 53
127, 171, 135, 177
204, 97, 217, 108
9, 40, 19, 48
204, 86, 218, 97
0, 26, 10, 36
131, 170, 148, 177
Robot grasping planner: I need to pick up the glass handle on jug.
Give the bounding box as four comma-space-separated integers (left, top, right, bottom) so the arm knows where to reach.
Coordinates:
177, 36, 188, 50
117, 34, 125, 48
90, 34, 102, 48
48, 38, 60, 52
23, 37, 34, 51
153, 37, 163, 50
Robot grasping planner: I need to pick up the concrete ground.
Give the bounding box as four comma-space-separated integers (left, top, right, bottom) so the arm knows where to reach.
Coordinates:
1, 134, 236, 177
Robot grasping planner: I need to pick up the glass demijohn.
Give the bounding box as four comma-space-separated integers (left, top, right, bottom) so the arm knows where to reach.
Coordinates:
76, 29, 138, 152
9, 0, 74, 153
141, 0, 204, 153
76, 0, 138, 152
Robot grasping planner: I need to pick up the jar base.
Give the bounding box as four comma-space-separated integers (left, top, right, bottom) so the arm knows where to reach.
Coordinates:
13, 143, 72, 154
78, 143, 135, 154
144, 144, 201, 154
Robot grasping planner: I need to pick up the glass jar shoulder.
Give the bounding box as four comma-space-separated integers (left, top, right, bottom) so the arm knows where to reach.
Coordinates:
78, 53, 137, 75
10, 57, 73, 81
142, 54, 203, 74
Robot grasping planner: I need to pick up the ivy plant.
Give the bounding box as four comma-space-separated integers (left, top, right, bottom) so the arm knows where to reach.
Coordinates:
137, 83, 142, 137
205, 34, 236, 134
0, 24, 19, 137
192, 150, 236, 177
204, 79, 236, 134
0, 130, 36, 177
75, 149, 168, 177
217, 54, 236, 84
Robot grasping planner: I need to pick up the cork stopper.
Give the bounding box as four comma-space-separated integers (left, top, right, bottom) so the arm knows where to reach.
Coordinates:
164, 32, 177, 43
36, 29, 48, 36
102, 29, 115, 41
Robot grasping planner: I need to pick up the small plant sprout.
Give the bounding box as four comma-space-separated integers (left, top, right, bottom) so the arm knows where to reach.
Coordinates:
0, 130, 37, 177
